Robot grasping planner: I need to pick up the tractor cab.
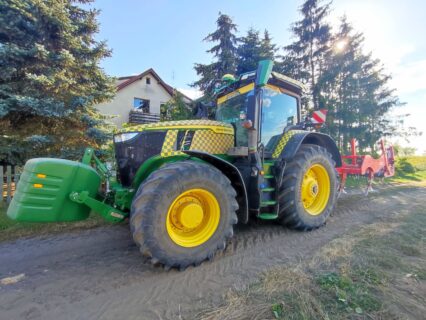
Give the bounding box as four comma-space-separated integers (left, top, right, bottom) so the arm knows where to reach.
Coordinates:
214, 70, 304, 157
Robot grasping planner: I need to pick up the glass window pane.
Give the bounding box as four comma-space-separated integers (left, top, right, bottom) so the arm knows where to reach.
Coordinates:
261, 88, 298, 152
216, 92, 252, 147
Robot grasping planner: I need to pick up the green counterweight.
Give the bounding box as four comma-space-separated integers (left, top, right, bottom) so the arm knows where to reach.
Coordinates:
7, 148, 128, 223
7, 158, 101, 222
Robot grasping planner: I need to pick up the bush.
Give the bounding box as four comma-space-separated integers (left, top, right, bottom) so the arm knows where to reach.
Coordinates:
405, 156, 426, 171
396, 158, 416, 174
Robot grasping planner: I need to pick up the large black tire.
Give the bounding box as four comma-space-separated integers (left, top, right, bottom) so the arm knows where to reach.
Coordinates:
278, 144, 338, 230
130, 161, 238, 269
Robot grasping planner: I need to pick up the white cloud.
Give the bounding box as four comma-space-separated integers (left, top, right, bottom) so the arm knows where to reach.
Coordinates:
177, 88, 203, 100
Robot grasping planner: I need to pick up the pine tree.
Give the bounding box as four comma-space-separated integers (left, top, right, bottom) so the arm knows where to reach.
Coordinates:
278, 0, 332, 110
319, 17, 400, 152
0, 0, 115, 165
192, 12, 238, 95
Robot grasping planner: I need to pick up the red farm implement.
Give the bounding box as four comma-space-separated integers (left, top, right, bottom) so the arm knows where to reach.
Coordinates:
337, 138, 395, 195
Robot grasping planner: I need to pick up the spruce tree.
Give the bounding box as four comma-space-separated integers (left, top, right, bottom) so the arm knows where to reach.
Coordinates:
236, 29, 278, 74
260, 30, 278, 61
0, 0, 115, 165
319, 17, 400, 152
192, 12, 238, 95
279, 0, 332, 110
236, 28, 263, 74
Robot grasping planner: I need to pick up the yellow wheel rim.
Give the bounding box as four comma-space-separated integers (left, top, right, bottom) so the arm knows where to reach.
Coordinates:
301, 164, 330, 215
166, 188, 220, 247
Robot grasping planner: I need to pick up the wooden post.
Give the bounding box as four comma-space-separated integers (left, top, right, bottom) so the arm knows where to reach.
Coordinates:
6, 166, 12, 204
0, 166, 3, 204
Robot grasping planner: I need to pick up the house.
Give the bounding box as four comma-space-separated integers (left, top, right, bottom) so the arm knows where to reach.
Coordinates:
96, 68, 192, 128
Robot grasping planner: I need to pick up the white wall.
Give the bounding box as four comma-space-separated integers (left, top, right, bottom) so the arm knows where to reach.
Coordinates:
96, 74, 172, 128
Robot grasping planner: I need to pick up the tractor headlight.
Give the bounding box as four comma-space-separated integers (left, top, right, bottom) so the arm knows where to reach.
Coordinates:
114, 132, 139, 143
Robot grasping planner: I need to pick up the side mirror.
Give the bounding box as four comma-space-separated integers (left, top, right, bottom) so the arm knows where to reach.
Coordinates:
245, 92, 257, 129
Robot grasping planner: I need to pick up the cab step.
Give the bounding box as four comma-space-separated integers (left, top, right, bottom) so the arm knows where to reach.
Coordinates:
258, 213, 278, 220
261, 187, 275, 192
260, 200, 277, 207
264, 175, 274, 179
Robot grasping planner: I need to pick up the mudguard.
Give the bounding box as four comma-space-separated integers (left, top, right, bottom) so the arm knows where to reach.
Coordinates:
273, 131, 342, 167
182, 150, 249, 224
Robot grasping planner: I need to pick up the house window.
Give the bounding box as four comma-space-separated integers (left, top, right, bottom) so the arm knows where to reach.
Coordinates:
134, 98, 150, 113
146, 77, 151, 85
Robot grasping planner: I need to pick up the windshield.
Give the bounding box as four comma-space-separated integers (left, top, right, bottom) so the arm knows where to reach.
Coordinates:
216, 91, 253, 147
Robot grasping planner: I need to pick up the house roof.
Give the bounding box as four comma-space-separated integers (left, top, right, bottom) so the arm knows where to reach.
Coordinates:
116, 68, 175, 96
116, 68, 194, 103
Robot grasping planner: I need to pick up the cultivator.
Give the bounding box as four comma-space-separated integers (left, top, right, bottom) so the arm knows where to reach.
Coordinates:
336, 138, 395, 195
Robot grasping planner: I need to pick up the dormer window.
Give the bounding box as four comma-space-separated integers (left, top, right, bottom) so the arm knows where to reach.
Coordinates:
146, 77, 151, 85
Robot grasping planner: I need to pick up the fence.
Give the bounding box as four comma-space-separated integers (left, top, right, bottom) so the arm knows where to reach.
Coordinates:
1, 166, 21, 204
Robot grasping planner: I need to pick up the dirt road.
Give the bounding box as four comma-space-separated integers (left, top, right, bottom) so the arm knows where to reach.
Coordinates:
1, 185, 424, 320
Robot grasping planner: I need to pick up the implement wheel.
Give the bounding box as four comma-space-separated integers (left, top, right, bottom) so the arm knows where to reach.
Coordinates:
279, 144, 338, 230
130, 161, 238, 269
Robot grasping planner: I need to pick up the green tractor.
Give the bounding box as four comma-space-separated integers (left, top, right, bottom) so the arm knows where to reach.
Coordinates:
8, 61, 341, 268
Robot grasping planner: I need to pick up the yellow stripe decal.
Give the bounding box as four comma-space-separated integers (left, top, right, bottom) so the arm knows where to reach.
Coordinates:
272, 130, 304, 158
217, 83, 255, 105
120, 120, 233, 134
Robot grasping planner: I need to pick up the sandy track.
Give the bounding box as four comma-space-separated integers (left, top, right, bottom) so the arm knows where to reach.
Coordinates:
0, 186, 424, 320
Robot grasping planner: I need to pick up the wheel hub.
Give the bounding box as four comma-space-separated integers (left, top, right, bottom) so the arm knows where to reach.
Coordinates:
166, 189, 220, 247
178, 202, 204, 229
301, 164, 331, 216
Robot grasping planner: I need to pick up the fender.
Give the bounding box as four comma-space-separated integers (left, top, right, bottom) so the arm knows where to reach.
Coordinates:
182, 150, 249, 224
276, 131, 342, 167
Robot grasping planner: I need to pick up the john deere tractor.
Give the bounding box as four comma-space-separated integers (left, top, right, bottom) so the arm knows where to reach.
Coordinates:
8, 61, 341, 268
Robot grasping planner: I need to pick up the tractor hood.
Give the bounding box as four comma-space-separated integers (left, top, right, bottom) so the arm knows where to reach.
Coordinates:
118, 119, 234, 135
114, 120, 235, 186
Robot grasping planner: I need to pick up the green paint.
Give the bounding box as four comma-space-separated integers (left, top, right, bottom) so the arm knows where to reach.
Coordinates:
69, 191, 128, 222
131, 154, 190, 191
7, 158, 101, 222
258, 213, 278, 220
255, 60, 274, 87
260, 200, 277, 207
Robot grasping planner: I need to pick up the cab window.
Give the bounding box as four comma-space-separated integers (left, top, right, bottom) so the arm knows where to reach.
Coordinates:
261, 87, 298, 152
216, 91, 253, 147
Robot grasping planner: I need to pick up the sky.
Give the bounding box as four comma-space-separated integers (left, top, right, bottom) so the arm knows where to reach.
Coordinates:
92, 0, 426, 154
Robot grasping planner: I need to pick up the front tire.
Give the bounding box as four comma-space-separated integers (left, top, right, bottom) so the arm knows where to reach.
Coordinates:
278, 144, 338, 230
130, 161, 238, 269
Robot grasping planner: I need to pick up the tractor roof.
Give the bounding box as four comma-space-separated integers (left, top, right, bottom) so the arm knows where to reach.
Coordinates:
215, 71, 305, 99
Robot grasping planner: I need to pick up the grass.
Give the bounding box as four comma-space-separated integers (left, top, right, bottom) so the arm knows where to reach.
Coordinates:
344, 155, 426, 189
0, 204, 109, 243
404, 155, 426, 171
198, 209, 426, 320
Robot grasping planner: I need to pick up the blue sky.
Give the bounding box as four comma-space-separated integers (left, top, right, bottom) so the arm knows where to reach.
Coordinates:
93, 0, 426, 153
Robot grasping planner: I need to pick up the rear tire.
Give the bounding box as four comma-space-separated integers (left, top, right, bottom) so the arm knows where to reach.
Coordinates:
130, 161, 238, 269
278, 144, 338, 230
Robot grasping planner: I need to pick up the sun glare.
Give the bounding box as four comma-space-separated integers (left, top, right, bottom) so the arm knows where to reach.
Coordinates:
334, 39, 347, 52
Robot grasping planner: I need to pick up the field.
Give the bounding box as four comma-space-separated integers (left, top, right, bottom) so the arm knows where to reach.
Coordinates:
0, 158, 425, 320
198, 193, 425, 319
